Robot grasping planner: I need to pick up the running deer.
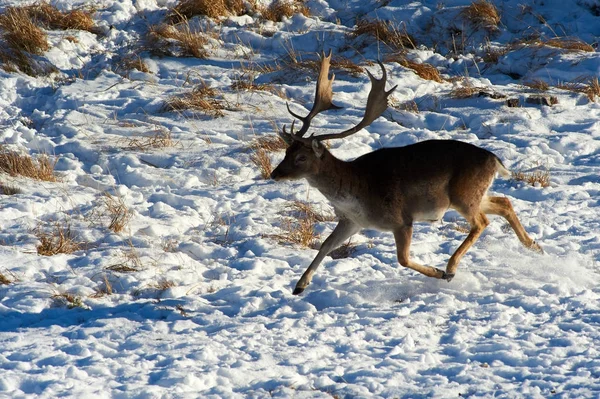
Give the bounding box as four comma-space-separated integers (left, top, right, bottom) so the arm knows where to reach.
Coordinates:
271, 51, 542, 295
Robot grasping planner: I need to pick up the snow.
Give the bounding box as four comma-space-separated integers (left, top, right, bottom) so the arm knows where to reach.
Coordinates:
0, 0, 599, 397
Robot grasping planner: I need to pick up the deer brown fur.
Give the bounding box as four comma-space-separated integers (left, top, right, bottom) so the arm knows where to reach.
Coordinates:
271, 52, 542, 295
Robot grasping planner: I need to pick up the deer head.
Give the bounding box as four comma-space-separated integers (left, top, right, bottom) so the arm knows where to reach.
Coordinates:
270, 51, 397, 181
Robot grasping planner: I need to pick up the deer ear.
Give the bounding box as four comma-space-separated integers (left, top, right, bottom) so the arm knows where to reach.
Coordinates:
311, 139, 324, 158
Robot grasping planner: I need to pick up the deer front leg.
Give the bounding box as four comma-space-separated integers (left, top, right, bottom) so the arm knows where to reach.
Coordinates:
293, 219, 360, 295
393, 225, 448, 280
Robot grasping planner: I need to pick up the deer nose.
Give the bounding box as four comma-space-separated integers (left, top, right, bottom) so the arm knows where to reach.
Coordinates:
270, 168, 280, 180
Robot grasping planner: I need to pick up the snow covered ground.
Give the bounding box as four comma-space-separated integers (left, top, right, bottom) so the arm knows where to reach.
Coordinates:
0, 0, 599, 397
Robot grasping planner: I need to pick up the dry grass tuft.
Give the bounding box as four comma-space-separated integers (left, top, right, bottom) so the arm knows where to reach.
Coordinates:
91, 274, 113, 298
268, 201, 334, 248
329, 240, 356, 259
250, 148, 273, 179
52, 292, 88, 309
250, 136, 287, 153
163, 82, 226, 117
260, 0, 310, 22
103, 193, 132, 233
483, 45, 509, 63
544, 37, 594, 53
0, 271, 14, 285
449, 84, 486, 99
23, 2, 95, 32
523, 79, 549, 91
556, 76, 600, 102
153, 279, 176, 291
147, 22, 210, 59
461, 0, 501, 31
0, 148, 56, 181
118, 54, 151, 75
388, 55, 443, 82
36, 221, 82, 256
285, 200, 335, 223
169, 0, 247, 22
107, 244, 143, 272
0, 182, 22, 195
351, 19, 416, 51
248, 135, 287, 179
271, 215, 319, 248
392, 99, 419, 113
330, 57, 364, 77
512, 169, 550, 188
125, 129, 176, 150
0, 7, 49, 55
231, 74, 287, 98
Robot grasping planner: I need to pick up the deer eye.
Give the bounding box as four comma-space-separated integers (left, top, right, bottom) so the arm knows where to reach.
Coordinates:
295, 154, 307, 164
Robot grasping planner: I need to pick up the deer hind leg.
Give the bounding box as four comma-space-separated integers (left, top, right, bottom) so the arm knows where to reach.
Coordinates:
293, 219, 360, 295
481, 196, 543, 252
394, 225, 447, 280
445, 211, 489, 280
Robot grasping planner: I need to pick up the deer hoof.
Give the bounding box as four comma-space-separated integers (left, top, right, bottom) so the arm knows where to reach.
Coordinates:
293, 287, 305, 295
442, 272, 455, 282
531, 241, 544, 254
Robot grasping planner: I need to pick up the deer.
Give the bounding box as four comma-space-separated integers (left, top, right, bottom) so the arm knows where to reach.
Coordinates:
270, 51, 542, 295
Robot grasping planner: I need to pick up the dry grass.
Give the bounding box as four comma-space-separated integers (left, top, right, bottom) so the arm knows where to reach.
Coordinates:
512, 169, 550, 188
351, 19, 416, 51
36, 221, 82, 256
0, 182, 22, 195
285, 200, 335, 223
260, 0, 310, 22
125, 129, 176, 150
146, 22, 210, 59
329, 241, 356, 259
107, 244, 143, 272
544, 37, 594, 53
91, 274, 113, 298
169, 0, 247, 22
271, 215, 319, 248
23, 2, 95, 32
231, 74, 287, 98
163, 82, 226, 117
449, 84, 486, 99
52, 292, 87, 309
461, 0, 501, 31
392, 99, 419, 113
250, 148, 273, 179
556, 76, 600, 102
103, 193, 132, 233
153, 279, 176, 291
118, 54, 151, 75
388, 55, 442, 82
330, 57, 364, 77
0, 271, 14, 285
523, 79, 550, 91
0, 148, 56, 181
268, 201, 334, 248
250, 136, 287, 152
0, 7, 49, 55
483, 45, 509, 63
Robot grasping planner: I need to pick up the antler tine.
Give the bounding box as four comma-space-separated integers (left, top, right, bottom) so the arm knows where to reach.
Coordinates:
314, 60, 397, 142
286, 50, 341, 139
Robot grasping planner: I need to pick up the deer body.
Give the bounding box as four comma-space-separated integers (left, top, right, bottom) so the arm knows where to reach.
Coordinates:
271, 52, 542, 295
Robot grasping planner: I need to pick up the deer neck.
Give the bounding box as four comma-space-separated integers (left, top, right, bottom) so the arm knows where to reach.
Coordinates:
306, 151, 361, 202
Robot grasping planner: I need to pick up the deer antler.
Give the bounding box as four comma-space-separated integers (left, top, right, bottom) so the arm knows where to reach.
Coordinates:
281, 50, 341, 144
312, 61, 397, 142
